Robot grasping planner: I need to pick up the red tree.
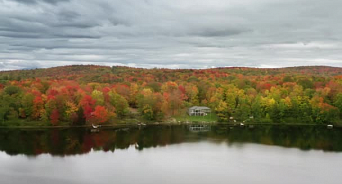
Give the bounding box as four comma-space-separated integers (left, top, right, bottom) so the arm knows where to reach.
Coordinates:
32, 96, 44, 120
91, 106, 109, 124
80, 95, 96, 121
50, 109, 59, 126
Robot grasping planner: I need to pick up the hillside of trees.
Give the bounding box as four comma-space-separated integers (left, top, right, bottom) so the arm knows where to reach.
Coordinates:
1, 65, 342, 126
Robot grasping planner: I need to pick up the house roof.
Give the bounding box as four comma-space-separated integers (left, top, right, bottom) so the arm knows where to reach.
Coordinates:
189, 106, 211, 110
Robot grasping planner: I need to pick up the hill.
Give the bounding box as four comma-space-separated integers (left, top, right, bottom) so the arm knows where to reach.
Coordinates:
1, 65, 342, 82
0, 65, 342, 126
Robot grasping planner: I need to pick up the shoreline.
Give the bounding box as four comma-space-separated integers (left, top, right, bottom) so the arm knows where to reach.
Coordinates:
0, 121, 340, 129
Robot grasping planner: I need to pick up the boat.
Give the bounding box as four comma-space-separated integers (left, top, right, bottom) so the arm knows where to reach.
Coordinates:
327, 124, 333, 129
92, 124, 101, 129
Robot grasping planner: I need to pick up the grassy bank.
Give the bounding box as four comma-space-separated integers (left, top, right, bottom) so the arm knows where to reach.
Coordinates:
1, 112, 341, 129
174, 113, 218, 123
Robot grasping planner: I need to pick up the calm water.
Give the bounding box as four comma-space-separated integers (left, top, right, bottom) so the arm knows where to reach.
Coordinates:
0, 125, 341, 184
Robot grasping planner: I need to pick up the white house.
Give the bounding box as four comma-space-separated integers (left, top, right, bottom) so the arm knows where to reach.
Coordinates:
188, 106, 211, 116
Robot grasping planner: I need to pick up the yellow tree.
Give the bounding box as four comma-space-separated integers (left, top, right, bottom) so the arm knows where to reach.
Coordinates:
65, 101, 79, 121
91, 90, 105, 106
215, 100, 228, 122
129, 83, 139, 106
186, 85, 199, 106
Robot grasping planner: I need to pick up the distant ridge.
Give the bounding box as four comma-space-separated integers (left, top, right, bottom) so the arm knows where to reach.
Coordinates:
1, 64, 341, 72
1, 65, 342, 81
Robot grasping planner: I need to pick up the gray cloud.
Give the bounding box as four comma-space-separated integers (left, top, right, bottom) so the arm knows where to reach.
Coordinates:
0, 0, 341, 70
0, 60, 41, 70
11, 0, 69, 5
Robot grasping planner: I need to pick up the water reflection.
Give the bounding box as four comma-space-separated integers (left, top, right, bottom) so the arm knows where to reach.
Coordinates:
0, 125, 341, 156
189, 124, 211, 132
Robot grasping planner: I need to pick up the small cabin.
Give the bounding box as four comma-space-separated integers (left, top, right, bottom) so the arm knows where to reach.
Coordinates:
188, 106, 211, 116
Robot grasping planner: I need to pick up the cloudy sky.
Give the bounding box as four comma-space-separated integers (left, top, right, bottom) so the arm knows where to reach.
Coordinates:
0, 0, 341, 70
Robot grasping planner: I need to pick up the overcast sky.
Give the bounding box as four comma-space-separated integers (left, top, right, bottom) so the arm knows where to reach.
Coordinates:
0, 0, 341, 70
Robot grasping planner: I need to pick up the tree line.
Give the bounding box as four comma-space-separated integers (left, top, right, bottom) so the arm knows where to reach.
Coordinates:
0, 65, 342, 125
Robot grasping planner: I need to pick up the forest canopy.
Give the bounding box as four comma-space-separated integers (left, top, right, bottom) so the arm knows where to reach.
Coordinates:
0, 65, 342, 126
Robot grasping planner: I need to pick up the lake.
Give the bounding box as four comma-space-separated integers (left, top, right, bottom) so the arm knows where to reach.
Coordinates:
0, 125, 341, 184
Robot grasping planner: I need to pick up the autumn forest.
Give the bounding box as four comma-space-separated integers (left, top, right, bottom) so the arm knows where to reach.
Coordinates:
1, 65, 342, 127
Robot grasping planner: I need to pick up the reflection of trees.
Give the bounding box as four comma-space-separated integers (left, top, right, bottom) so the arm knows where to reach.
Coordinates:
0, 125, 341, 156
212, 125, 342, 151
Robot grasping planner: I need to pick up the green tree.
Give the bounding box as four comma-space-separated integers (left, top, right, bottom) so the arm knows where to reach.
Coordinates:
91, 90, 104, 106
334, 93, 342, 118
21, 93, 35, 118
108, 91, 129, 117
4, 85, 20, 96
6, 107, 18, 121
251, 96, 263, 121
0, 97, 9, 123
278, 99, 288, 122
